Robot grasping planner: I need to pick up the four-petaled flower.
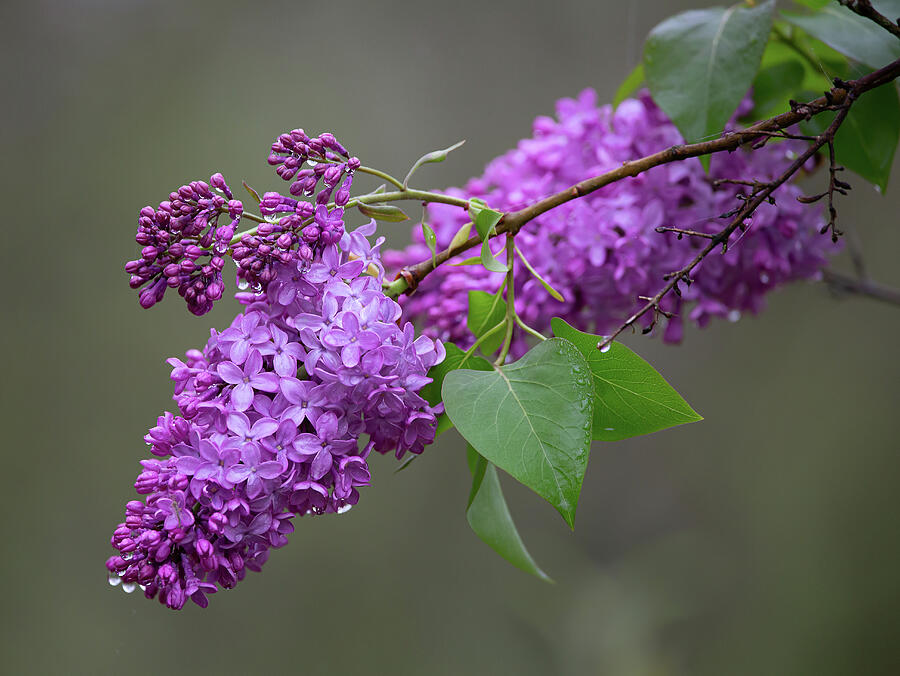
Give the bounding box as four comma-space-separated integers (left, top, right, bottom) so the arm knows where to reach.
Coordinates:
217, 349, 280, 411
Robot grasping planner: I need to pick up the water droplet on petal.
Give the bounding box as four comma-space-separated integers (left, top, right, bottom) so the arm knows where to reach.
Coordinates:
251, 282, 263, 293
214, 242, 227, 254
122, 582, 137, 594
337, 504, 352, 514
727, 310, 741, 323
108, 573, 122, 587
237, 278, 249, 290
759, 272, 770, 284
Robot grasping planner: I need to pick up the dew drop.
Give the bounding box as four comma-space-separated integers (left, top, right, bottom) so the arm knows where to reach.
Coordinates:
108, 573, 122, 587
237, 278, 249, 290
759, 272, 770, 284
139, 584, 147, 592
306, 160, 318, 167
874, 184, 882, 194
251, 282, 263, 293
604, 427, 615, 431
727, 310, 741, 323
122, 582, 137, 594
214, 242, 227, 254
599, 343, 611, 353
337, 504, 352, 514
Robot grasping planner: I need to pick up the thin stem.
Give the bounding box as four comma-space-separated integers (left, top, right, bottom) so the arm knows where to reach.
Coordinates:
355, 189, 470, 209
515, 315, 547, 341
464, 320, 508, 358
356, 165, 405, 190
494, 236, 517, 366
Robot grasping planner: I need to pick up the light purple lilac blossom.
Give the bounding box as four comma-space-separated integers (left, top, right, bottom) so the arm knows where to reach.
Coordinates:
384, 90, 839, 352
109, 223, 444, 610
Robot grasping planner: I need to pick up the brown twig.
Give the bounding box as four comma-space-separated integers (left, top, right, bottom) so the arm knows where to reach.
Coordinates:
822, 269, 900, 306
598, 102, 852, 350
385, 57, 900, 300
839, 0, 900, 40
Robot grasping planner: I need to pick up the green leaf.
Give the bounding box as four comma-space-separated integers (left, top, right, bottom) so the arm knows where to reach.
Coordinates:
467, 197, 487, 223
442, 338, 594, 528
474, 207, 504, 241
613, 62, 645, 107
466, 446, 552, 582
467, 290, 508, 355
448, 222, 473, 250
801, 74, 900, 191
550, 318, 702, 441
421, 221, 437, 267
449, 256, 484, 266
782, 4, 900, 70
402, 140, 466, 188
357, 203, 410, 222
791, 0, 830, 9
419, 344, 492, 435
242, 181, 262, 204
644, 0, 775, 169
835, 81, 900, 191
515, 246, 565, 302
480, 238, 508, 273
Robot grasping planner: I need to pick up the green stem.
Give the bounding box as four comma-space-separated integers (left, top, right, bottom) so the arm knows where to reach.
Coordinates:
494, 236, 517, 366
515, 315, 547, 342
464, 320, 508, 358
355, 165, 405, 190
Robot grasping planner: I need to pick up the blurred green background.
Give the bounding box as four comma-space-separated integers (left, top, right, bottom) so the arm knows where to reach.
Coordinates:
2, 0, 899, 674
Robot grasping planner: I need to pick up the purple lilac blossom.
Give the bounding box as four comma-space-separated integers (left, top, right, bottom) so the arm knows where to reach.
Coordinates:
108, 224, 444, 610
384, 90, 839, 353
127, 130, 362, 314
125, 174, 242, 315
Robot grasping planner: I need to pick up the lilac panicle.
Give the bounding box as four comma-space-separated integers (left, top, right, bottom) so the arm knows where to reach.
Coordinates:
384, 89, 839, 353
109, 223, 444, 610
126, 174, 242, 316
127, 130, 362, 314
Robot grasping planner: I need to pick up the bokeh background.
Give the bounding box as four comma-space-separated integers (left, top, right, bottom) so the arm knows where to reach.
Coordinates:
2, 0, 899, 674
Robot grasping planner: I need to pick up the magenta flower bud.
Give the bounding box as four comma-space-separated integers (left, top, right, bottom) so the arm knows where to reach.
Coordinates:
138, 564, 156, 584
276, 233, 292, 248
141, 246, 159, 262
208, 512, 227, 534
346, 157, 361, 171
135, 231, 152, 245
183, 245, 203, 260
301, 225, 320, 243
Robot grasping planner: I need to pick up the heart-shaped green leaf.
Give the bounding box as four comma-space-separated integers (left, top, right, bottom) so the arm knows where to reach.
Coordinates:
419, 343, 492, 435
442, 338, 594, 528
466, 446, 552, 582
551, 318, 702, 441
644, 1, 775, 169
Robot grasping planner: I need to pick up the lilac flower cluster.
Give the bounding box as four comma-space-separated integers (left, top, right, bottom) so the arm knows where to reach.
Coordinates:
126, 130, 361, 313
108, 228, 444, 609
385, 90, 838, 350
125, 174, 243, 315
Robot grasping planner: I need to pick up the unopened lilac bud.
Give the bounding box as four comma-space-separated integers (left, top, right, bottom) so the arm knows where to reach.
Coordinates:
277, 233, 292, 248
347, 157, 361, 171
